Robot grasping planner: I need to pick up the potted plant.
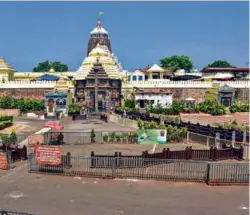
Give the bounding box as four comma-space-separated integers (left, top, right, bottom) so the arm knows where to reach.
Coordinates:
121, 133, 128, 144
127, 133, 133, 144
109, 132, 116, 143
115, 134, 121, 143
103, 134, 108, 144
10, 129, 17, 145
90, 128, 96, 143
131, 133, 138, 144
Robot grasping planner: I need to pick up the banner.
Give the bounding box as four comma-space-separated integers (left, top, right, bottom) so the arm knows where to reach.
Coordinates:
0, 152, 8, 170
36, 145, 62, 165
138, 129, 167, 144
28, 134, 44, 147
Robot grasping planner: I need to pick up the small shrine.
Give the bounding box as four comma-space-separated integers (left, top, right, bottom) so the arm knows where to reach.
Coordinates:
44, 90, 69, 119
218, 84, 235, 107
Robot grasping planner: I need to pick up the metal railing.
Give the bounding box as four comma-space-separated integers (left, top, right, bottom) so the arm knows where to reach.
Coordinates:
28, 153, 249, 185
0, 210, 39, 215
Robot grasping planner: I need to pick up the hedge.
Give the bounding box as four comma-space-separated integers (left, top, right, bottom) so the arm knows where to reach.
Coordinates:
0, 96, 45, 113
229, 104, 249, 113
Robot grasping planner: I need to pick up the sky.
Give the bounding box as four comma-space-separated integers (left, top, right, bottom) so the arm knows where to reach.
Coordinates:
0, 1, 249, 72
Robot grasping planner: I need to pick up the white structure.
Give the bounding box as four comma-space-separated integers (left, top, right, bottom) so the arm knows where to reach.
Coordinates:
135, 89, 172, 108
126, 80, 250, 89
130, 70, 145, 81
75, 44, 126, 80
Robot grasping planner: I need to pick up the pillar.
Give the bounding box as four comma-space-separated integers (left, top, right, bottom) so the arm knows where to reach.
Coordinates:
160, 71, 164, 79
149, 72, 152, 79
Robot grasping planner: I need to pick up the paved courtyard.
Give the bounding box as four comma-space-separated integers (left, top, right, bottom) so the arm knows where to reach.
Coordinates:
0, 165, 248, 215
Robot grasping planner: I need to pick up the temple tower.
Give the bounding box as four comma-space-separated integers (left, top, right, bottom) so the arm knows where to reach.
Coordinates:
87, 19, 112, 55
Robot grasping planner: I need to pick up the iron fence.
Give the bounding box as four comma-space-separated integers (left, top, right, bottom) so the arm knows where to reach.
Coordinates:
28, 153, 249, 185
43, 131, 138, 145
0, 210, 38, 215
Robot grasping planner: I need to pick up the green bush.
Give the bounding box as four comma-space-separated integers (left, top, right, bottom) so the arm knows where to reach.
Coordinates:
90, 128, 96, 140
229, 104, 249, 113
146, 101, 185, 115
196, 100, 226, 115
0, 120, 13, 130
137, 119, 187, 142
124, 99, 135, 109
68, 103, 80, 114
0, 115, 13, 122
0, 96, 45, 113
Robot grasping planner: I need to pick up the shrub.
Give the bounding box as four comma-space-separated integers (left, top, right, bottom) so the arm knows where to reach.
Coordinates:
0, 115, 13, 122
68, 103, 80, 114
196, 99, 226, 115
124, 99, 135, 109
229, 104, 249, 113
90, 128, 96, 140
146, 101, 185, 115
0, 96, 45, 113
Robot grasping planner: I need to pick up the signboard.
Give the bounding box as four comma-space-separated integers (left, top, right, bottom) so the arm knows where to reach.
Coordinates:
0, 152, 8, 170
45, 91, 68, 114
138, 129, 167, 144
28, 134, 44, 147
36, 145, 62, 165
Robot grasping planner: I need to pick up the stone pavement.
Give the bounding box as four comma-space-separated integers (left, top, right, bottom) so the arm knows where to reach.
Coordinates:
0, 166, 248, 215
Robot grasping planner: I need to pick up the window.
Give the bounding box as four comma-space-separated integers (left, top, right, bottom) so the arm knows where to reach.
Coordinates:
138, 75, 143, 81
132, 76, 137, 81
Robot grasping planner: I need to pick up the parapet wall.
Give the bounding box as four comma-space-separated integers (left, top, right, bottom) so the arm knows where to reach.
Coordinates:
126, 80, 250, 89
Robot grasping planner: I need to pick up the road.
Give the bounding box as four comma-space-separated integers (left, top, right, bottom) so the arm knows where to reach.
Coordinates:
0, 164, 248, 215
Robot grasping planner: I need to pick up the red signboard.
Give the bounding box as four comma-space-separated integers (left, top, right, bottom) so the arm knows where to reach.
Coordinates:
28, 134, 44, 147
0, 152, 8, 170
36, 145, 62, 165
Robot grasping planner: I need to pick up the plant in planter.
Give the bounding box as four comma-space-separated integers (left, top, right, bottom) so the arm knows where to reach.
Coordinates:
109, 132, 116, 143
131, 133, 138, 144
103, 134, 109, 143
121, 133, 128, 143
115, 134, 121, 143
10, 129, 17, 145
90, 128, 96, 143
127, 134, 133, 144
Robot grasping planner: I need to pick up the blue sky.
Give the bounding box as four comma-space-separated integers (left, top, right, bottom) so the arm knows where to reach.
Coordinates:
0, 1, 249, 72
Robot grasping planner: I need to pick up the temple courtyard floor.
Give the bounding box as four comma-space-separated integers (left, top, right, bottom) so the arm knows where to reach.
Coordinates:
0, 166, 248, 215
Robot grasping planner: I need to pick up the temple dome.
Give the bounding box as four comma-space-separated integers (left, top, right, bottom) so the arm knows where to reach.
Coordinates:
0, 58, 15, 71
90, 19, 108, 35
75, 44, 125, 80
89, 44, 109, 57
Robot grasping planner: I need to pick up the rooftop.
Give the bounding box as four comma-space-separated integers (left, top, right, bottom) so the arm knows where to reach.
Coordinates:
201, 67, 250, 73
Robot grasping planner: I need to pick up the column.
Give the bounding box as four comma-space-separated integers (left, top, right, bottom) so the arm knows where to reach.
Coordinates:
160, 71, 164, 79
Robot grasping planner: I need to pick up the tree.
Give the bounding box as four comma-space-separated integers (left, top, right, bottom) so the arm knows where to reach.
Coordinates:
207, 60, 233, 68
160, 55, 193, 72
32, 61, 68, 72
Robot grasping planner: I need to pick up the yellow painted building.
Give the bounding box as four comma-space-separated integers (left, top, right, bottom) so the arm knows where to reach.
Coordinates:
0, 58, 15, 81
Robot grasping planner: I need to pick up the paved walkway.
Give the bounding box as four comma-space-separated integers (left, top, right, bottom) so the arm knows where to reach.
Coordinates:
0, 167, 248, 215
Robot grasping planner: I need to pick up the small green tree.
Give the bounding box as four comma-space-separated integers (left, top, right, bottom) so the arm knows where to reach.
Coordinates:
32, 61, 68, 72
160, 55, 193, 72
207, 60, 233, 68
90, 128, 96, 143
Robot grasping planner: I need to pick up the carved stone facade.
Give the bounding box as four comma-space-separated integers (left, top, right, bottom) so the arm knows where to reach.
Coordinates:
75, 62, 121, 112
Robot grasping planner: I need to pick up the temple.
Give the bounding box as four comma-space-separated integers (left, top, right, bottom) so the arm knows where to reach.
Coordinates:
75, 22, 126, 111
0, 16, 249, 108
87, 19, 112, 55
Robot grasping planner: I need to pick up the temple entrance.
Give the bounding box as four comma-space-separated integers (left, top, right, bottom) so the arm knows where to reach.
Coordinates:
221, 97, 232, 107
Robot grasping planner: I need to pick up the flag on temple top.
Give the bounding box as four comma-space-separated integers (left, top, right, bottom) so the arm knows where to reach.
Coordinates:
98, 12, 104, 15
